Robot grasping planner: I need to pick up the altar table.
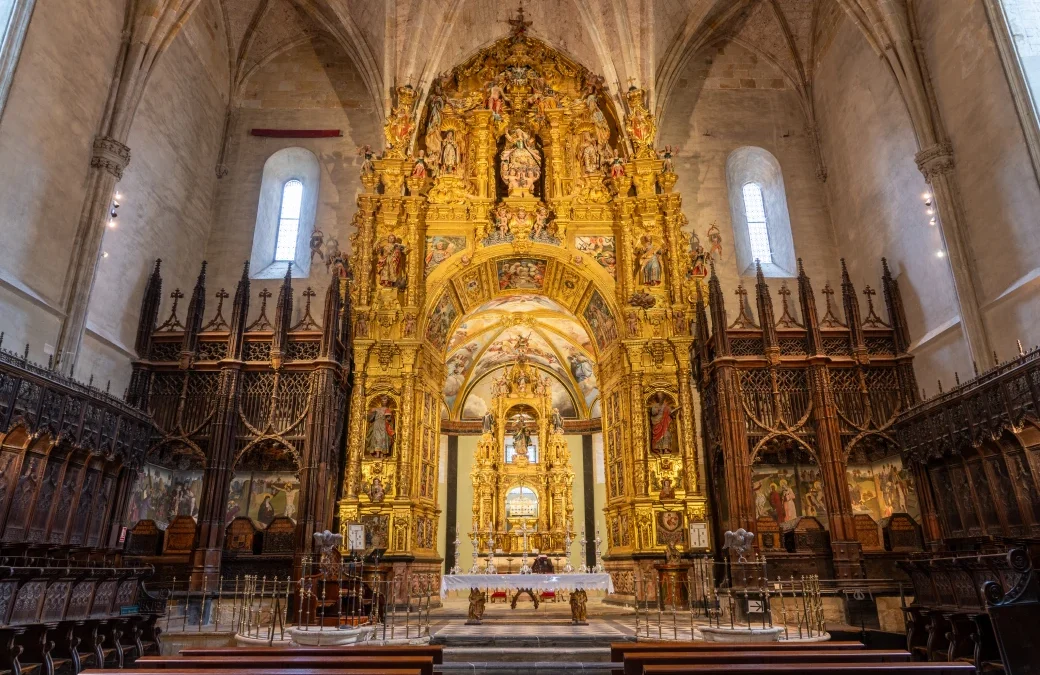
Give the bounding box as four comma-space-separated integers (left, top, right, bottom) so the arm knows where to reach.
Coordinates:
441, 573, 614, 625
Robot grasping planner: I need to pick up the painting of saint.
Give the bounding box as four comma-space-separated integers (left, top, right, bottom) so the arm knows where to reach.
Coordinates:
366, 395, 396, 459
425, 236, 465, 276
497, 258, 547, 291
375, 234, 408, 289
575, 236, 617, 279
707, 221, 723, 259
648, 393, 677, 454
568, 352, 595, 393
583, 291, 618, 352
425, 292, 458, 350
635, 235, 664, 286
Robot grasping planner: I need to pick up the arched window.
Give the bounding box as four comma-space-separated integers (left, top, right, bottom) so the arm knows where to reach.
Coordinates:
274, 179, 304, 261
741, 183, 773, 264
988, 1, 1040, 177
250, 148, 320, 279
0, 0, 36, 120
726, 147, 796, 276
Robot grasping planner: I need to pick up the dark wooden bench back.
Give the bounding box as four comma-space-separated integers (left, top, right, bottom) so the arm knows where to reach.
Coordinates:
641, 662, 977, 675
135, 655, 434, 675
610, 640, 865, 662
623, 650, 909, 675
178, 646, 444, 664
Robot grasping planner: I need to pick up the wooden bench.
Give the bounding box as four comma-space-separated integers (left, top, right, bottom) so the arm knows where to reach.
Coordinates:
84, 670, 421, 675
134, 655, 435, 675
610, 641, 865, 662
178, 646, 443, 664
623, 650, 910, 675
641, 662, 977, 675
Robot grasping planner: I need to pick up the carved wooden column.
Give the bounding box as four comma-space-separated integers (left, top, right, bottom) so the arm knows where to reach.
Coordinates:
797, 261, 861, 578
191, 263, 249, 588
343, 358, 368, 500
707, 267, 755, 536
297, 277, 344, 567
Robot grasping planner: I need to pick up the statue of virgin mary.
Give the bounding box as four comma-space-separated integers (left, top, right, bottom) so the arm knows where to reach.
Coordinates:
500, 127, 542, 196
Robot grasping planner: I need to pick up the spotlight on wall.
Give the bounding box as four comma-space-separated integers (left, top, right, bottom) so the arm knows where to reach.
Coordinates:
922, 192, 932, 200
936, 250, 945, 258
102, 251, 110, 259
929, 217, 937, 226
926, 208, 934, 216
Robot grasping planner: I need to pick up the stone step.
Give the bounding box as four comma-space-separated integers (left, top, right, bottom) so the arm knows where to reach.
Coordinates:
437, 662, 617, 675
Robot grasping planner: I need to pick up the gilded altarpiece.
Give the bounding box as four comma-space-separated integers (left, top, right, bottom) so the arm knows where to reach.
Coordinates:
338, 15, 708, 597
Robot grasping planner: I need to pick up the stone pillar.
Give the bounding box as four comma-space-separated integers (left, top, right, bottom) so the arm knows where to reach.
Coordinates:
915, 143, 993, 363
54, 137, 131, 375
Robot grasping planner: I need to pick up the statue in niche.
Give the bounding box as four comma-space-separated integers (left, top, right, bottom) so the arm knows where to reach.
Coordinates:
635, 234, 664, 286
426, 77, 446, 159
550, 407, 564, 434
584, 91, 611, 146
660, 477, 676, 500
513, 414, 532, 458
648, 392, 676, 454
368, 477, 386, 503
411, 150, 429, 179
375, 234, 408, 289
578, 132, 600, 175
531, 204, 558, 243
500, 127, 541, 196
366, 395, 396, 459
482, 410, 495, 435
486, 76, 506, 119
609, 156, 626, 180
440, 130, 460, 175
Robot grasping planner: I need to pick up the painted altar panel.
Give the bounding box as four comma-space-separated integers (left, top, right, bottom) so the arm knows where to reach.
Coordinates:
753, 463, 828, 528
846, 456, 919, 522
226, 472, 300, 527
125, 465, 203, 529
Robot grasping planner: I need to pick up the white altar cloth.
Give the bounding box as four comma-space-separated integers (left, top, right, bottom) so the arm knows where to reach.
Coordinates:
440, 573, 614, 598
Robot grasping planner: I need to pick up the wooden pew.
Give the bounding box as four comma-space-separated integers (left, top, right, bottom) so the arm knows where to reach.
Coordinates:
641, 662, 977, 675
610, 641, 865, 663
84, 670, 421, 675
178, 646, 444, 664
134, 655, 435, 675
623, 650, 910, 675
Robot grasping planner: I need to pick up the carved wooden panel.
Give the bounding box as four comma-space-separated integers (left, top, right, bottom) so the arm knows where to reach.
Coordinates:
2, 454, 44, 541
115, 579, 138, 608
224, 517, 257, 554
262, 516, 296, 554
28, 457, 62, 542
163, 514, 197, 553
781, 516, 829, 554
90, 579, 118, 617
67, 581, 97, 619
10, 580, 46, 624
49, 463, 80, 543
125, 519, 163, 555
881, 513, 922, 551
69, 469, 99, 545
0, 580, 18, 624
41, 581, 72, 621
853, 513, 882, 551
756, 516, 782, 550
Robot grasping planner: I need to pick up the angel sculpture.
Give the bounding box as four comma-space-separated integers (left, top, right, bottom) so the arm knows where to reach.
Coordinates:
723, 528, 756, 563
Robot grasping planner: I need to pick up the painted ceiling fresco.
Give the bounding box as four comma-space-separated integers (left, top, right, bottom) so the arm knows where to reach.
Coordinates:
444, 294, 600, 419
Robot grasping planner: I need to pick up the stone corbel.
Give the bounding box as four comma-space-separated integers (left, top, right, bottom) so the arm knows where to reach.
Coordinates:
90, 136, 131, 179
914, 141, 955, 182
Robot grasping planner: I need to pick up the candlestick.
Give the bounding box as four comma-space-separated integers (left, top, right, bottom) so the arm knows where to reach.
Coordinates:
450, 525, 462, 575
593, 529, 604, 573
518, 521, 531, 574
563, 521, 574, 573
468, 528, 481, 574
485, 523, 497, 574
579, 528, 589, 573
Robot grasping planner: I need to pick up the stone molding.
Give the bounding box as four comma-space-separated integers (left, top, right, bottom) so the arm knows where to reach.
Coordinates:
90, 136, 132, 179
914, 141, 955, 182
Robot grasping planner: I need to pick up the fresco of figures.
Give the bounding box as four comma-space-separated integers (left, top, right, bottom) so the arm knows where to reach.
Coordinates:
846, 457, 919, 521
752, 463, 828, 527
125, 465, 203, 529
575, 235, 617, 279
225, 471, 301, 527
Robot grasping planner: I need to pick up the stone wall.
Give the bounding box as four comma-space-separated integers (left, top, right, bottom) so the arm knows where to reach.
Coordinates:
915, 0, 1040, 363
813, 15, 967, 390
658, 41, 840, 296
0, 0, 122, 363
201, 36, 380, 303
79, 0, 230, 391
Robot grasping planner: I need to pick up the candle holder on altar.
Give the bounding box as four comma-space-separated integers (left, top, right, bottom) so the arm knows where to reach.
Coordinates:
593, 530, 604, 573
563, 526, 574, 573
449, 525, 462, 575
485, 525, 497, 574
518, 522, 532, 574
468, 529, 481, 574
579, 529, 589, 573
